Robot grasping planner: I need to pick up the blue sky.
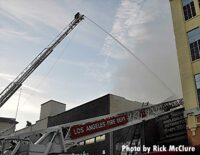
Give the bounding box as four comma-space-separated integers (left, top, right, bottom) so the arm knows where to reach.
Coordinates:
0, 0, 182, 129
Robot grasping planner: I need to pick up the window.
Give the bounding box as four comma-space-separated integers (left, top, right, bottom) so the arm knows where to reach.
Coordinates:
182, 0, 196, 20
195, 74, 200, 104
78, 141, 84, 146
187, 27, 200, 61
85, 138, 95, 145
96, 135, 105, 142
190, 40, 200, 61
199, 0, 200, 8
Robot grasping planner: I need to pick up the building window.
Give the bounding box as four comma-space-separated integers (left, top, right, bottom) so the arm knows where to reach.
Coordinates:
85, 138, 95, 145
182, 0, 196, 20
199, 0, 200, 8
195, 74, 200, 104
190, 40, 200, 61
78, 141, 85, 146
96, 135, 105, 142
187, 27, 200, 61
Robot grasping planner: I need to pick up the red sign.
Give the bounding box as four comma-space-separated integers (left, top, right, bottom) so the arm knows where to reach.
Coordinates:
70, 114, 128, 139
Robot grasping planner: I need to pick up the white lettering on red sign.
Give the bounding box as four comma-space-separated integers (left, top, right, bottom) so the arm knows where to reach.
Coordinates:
70, 114, 128, 139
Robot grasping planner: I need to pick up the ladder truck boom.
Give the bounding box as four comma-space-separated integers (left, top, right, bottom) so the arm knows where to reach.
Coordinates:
0, 12, 84, 108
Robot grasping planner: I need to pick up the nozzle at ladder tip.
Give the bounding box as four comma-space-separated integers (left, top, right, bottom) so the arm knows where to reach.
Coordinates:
74, 12, 84, 20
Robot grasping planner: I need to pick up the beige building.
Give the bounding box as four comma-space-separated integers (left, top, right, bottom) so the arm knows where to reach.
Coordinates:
170, 0, 200, 146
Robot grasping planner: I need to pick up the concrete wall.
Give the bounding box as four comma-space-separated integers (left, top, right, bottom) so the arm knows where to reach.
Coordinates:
15, 118, 48, 135
0, 122, 16, 136
48, 95, 110, 127
40, 100, 66, 120
0, 122, 13, 131
110, 94, 143, 113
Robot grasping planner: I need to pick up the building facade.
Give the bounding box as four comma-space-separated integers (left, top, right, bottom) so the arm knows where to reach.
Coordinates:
47, 94, 144, 155
12, 94, 188, 154
46, 95, 187, 155
0, 117, 18, 136
169, 0, 200, 146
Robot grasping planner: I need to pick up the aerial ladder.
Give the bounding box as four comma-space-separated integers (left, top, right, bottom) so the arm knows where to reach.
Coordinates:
0, 99, 183, 155
0, 12, 84, 108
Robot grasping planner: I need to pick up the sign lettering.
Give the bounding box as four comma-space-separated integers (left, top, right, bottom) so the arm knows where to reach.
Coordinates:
70, 114, 128, 139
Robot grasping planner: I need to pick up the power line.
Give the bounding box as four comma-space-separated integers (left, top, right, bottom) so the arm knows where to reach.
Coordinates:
15, 87, 22, 119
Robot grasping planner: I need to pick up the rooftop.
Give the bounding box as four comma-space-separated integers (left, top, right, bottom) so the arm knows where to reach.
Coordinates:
0, 117, 18, 124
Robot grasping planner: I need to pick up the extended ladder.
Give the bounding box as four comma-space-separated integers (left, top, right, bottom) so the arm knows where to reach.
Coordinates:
0, 13, 84, 108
